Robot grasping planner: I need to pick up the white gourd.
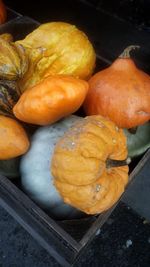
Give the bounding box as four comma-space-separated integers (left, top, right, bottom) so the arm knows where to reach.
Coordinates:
20, 115, 83, 219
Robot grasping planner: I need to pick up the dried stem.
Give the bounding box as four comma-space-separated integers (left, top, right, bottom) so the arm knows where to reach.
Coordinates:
119, 45, 140, 58
128, 127, 138, 134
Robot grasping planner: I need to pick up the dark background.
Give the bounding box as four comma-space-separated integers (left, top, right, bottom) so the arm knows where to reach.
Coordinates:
5, 0, 150, 29
5, 0, 150, 73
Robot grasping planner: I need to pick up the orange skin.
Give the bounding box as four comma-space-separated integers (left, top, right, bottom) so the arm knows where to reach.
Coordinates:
0, 115, 29, 160
13, 75, 89, 125
84, 58, 150, 129
51, 115, 129, 215
0, 0, 7, 24
55, 167, 128, 214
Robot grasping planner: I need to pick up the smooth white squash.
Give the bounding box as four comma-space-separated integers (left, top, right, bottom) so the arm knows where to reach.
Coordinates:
20, 115, 83, 219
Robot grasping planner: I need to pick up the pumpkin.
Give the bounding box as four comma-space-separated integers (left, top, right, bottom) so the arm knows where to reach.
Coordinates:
0, 37, 28, 80
13, 74, 89, 125
0, 115, 29, 159
51, 115, 129, 215
0, 80, 21, 117
84, 46, 150, 129
124, 122, 150, 158
0, 0, 6, 24
20, 115, 83, 219
16, 22, 96, 91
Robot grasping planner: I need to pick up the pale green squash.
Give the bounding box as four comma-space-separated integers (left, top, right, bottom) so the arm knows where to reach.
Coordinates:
124, 122, 150, 158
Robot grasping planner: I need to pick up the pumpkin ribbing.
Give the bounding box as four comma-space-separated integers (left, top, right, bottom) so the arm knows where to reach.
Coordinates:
51, 115, 129, 215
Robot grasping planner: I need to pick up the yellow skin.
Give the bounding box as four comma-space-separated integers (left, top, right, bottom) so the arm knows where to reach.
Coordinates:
16, 22, 96, 92
0, 37, 28, 80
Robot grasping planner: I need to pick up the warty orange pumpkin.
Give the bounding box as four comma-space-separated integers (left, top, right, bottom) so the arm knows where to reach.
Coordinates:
84, 46, 150, 129
51, 115, 129, 215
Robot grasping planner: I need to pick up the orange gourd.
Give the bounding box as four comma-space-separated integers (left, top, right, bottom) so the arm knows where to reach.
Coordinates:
84, 46, 150, 129
0, 115, 30, 159
0, 0, 6, 24
13, 75, 89, 125
51, 115, 129, 215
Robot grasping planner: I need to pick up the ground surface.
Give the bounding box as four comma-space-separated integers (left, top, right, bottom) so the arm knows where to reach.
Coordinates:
0, 202, 150, 267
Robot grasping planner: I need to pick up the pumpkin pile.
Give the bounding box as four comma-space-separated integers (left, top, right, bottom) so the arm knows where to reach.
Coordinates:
0, 21, 94, 159
0, 20, 150, 218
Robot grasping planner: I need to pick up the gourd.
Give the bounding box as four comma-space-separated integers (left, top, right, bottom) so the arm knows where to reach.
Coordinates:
13, 75, 89, 125
124, 122, 150, 158
0, 33, 13, 42
0, 0, 6, 24
0, 37, 28, 80
16, 21, 96, 91
20, 115, 82, 219
51, 115, 129, 215
0, 80, 20, 117
0, 115, 29, 160
84, 46, 150, 129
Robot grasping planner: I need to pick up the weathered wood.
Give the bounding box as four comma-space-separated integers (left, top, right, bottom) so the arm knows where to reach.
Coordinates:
0, 174, 81, 266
